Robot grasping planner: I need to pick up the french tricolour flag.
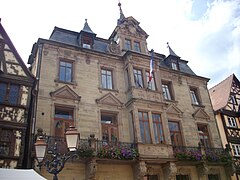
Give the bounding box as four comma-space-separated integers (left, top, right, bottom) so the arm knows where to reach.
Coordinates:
149, 49, 154, 83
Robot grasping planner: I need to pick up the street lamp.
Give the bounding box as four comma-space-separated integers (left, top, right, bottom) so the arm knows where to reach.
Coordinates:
34, 126, 80, 180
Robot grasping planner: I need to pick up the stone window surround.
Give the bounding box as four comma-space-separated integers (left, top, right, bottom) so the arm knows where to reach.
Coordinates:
161, 80, 174, 101
55, 58, 77, 86
99, 65, 118, 92
189, 86, 201, 106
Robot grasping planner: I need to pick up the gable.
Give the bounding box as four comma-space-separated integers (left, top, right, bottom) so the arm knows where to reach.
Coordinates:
96, 93, 123, 107
166, 104, 183, 117
192, 108, 210, 120
50, 85, 81, 101
225, 76, 240, 112
0, 22, 33, 79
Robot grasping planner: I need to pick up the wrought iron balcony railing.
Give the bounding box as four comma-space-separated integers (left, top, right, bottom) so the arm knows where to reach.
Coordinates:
42, 136, 138, 160
173, 146, 232, 164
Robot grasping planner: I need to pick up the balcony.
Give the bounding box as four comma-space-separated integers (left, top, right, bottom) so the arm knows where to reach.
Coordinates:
43, 136, 138, 161
173, 146, 232, 164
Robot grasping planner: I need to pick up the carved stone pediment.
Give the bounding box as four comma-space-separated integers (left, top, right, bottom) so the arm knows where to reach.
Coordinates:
166, 104, 183, 117
96, 93, 123, 107
119, 16, 148, 39
192, 108, 210, 120
50, 85, 81, 101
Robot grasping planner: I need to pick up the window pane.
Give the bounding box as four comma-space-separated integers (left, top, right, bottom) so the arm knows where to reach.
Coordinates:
139, 112, 151, 144
168, 121, 182, 146
198, 124, 210, 147
101, 74, 107, 88
162, 84, 171, 100
125, 39, 131, 50
208, 174, 219, 180
134, 42, 141, 52
101, 69, 113, 89
190, 89, 199, 105
66, 67, 72, 82
0, 83, 7, 103
134, 69, 143, 88
60, 66, 66, 81
59, 61, 72, 82
8, 85, 19, 105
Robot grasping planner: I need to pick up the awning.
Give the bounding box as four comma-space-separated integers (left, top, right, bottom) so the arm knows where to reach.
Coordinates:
0, 168, 47, 180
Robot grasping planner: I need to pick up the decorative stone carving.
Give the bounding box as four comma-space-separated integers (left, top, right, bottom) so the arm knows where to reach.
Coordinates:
14, 130, 22, 156
163, 162, 177, 180
107, 38, 120, 55
224, 163, 236, 179
86, 159, 97, 180
134, 161, 147, 180
197, 162, 209, 177
0, 106, 25, 123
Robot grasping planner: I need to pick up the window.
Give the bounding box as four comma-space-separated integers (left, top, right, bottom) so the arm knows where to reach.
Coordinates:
190, 87, 200, 105
101, 112, 118, 144
230, 95, 238, 105
146, 71, 156, 90
176, 175, 190, 180
208, 174, 220, 180
54, 107, 74, 137
59, 61, 73, 82
0, 129, 14, 156
82, 36, 92, 49
168, 121, 183, 146
125, 39, 131, 50
227, 116, 237, 127
134, 41, 141, 52
162, 81, 173, 100
134, 69, 143, 88
0, 82, 20, 105
139, 112, 151, 144
147, 175, 158, 180
197, 124, 210, 147
152, 113, 164, 143
171, 62, 178, 70
232, 144, 240, 157
101, 69, 113, 89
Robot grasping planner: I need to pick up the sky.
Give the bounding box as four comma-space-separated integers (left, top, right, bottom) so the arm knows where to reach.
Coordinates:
1, 0, 239, 88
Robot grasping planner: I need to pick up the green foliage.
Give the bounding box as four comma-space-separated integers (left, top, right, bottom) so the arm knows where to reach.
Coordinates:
97, 145, 138, 160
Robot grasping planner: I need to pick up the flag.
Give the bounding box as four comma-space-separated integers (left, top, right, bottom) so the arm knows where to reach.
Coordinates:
148, 49, 154, 83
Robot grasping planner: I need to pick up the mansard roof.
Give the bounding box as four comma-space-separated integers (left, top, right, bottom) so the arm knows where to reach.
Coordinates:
50, 26, 108, 53
209, 74, 238, 111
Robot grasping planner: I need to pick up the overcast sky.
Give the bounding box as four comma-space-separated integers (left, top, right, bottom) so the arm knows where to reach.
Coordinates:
1, 0, 239, 88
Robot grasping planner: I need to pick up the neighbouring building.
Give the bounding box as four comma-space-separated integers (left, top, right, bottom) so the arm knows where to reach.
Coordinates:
28, 4, 234, 180
209, 74, 240, 180
0, 19, 35, 168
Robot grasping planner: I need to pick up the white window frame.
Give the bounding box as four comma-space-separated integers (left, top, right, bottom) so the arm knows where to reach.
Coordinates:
232, 144, 240, 157
162, 83, 172, 100
190, 89, 199, 105
227, 116, 237, 127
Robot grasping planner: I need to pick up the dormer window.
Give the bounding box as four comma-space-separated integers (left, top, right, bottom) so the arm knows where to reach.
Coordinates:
171, 62, 178, 70
82, 36, 92, 49
134, 41, 141, 52
125, 39, 131, 50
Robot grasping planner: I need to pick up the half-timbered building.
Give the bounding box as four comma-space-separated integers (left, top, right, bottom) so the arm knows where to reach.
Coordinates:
209, 74, 240, 180
0, 19, 35, 168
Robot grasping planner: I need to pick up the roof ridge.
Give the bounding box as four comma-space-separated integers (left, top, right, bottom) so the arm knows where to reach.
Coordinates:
209, 73, 234, 91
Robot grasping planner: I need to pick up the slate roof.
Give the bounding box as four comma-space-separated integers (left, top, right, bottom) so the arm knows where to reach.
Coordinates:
49, 24, 196, 77
49, 27, 109, 53
209, 74, 234, 111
